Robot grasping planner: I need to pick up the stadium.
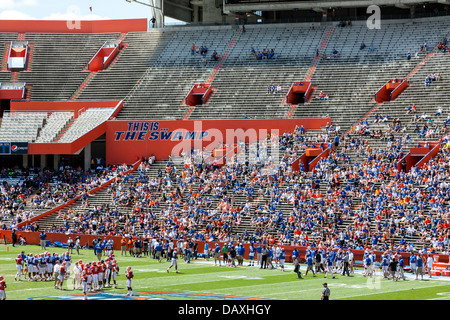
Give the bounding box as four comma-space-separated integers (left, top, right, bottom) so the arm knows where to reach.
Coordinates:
0, 0, 450, 306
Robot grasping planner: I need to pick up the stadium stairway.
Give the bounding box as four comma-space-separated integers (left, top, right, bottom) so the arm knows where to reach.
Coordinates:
16, 33, 120, 101
0, 33, 20, 84
292, 18, 450, 135
117, 26, 238, 120
115, 18, 450, 122
188, 24, 330, 120
75, 30, 175, 101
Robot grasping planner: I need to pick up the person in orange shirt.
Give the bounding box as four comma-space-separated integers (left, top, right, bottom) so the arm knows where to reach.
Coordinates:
121, 237, 127, 256
128, 238, 134, 256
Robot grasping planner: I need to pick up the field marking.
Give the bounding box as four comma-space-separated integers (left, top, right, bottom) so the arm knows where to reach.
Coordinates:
429, 292, 450, 300
134, 270, 288, 289
5, 287, 57, 293
255, 288, 320, 297
328, 281, 450, 300
0, 257, 13, 261
184, 274, 303, 295
133, 267, 294, 292
183, 273, 450, 299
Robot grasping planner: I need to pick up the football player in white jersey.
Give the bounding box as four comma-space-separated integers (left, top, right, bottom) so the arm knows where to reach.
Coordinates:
72, 261, 82, 290
167, 249, 180, 273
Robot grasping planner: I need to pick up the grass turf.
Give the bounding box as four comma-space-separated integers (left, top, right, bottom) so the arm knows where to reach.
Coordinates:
1, 244, 449, 301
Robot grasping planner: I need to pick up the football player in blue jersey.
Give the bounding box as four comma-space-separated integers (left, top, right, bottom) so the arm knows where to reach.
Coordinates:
279, 248, 286, 272
324, 252, 335, 279
363, 252, 374, 277
38, 253, 47, 281
268, 246, 275, 269
204, 242, 209, 261
45, 252, 52, 280
305, 252, 316, 277
64, 251, 72, 279
398, 255, 406, 280
381, 254, 390, 278
26, 254, 33, 281
214, 243, 221, 266
292, 247, 302, 279
248, 243, 255, 266
238, 243, 246, 266
30, 254, 38, 281
409, 252, 417, 275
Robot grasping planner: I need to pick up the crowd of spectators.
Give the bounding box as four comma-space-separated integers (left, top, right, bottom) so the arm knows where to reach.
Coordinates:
251, 48, 278, 60
437, 37, 449, 53
0, 163, 132, 232
424, 72, 441, 87
267, 84, 282, 94
4, 119, 446, 257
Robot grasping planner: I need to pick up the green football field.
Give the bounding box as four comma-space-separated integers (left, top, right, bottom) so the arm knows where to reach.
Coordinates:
1, 244, 449, 301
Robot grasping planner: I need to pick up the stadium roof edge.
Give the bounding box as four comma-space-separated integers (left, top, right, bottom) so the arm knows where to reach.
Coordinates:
224, 0, 445, 12
163, 13, 450, 30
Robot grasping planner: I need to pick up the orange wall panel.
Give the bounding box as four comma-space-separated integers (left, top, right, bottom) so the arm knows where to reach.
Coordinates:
106, 118, 331, 165
0, 19, 147, 34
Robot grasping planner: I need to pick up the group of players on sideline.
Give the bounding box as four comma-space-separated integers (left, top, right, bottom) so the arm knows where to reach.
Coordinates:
8, 248, 134, 300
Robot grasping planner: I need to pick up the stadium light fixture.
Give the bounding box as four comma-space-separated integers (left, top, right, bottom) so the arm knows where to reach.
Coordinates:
125, 0, 164, 28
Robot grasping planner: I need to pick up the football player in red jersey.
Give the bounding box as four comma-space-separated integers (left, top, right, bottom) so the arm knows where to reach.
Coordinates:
81, 270, 88, 300
15, 254, 23, 281
92, 261, 99, 291
97, 260, 104, 290
125, 266, 134, 296
0, 275, 6, 300
104, 257, 112, 287
100, 260, 106, 288
85, 262, 93, 292
58, 262, 66, 290
111, 260, 119, 289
